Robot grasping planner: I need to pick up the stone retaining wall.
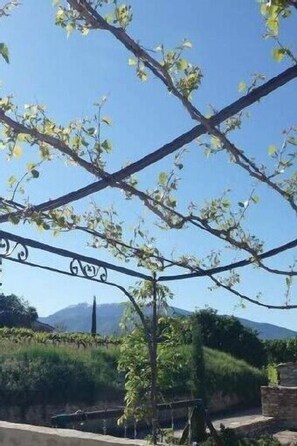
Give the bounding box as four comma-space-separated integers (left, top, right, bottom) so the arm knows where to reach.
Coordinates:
0, 393, 242, 428
261, 386, 297, 426
276, 362, 297, 387
0, 421, 145, 446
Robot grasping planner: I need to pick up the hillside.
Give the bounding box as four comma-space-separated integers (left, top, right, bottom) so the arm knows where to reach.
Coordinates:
39, 303, 297, 340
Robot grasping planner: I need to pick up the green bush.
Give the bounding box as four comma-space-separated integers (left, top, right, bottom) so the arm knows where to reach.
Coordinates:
0, 340, 265, 410
192, 309, 266, 368
161, 344, 266, 405
264, 338, 297, 364
201, 428, 281, 445
203, 347, 267, 403
0, 345, 122, 407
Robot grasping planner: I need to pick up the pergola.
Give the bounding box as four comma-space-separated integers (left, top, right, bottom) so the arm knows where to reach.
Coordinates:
1, 1, 297, 443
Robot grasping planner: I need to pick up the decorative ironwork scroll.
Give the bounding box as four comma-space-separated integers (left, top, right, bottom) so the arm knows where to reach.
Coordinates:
70, 258, 108, 282
0, 237, 29, 262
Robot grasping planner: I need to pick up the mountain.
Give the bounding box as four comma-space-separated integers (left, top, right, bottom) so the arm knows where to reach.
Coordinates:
39, 303, 125, 335
39, 303, 297, 340
236, 317, 297, 341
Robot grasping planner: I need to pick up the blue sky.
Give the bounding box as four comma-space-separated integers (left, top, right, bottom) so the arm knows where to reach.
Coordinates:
0, 1, 297, 330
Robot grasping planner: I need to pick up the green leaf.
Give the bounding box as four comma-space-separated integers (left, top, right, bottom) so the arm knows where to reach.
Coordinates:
287, 136, 297, 146
7, 176, 16, 186
87, 127, 96, 135
137, 69, 147, 81
266, 15, 279, 35
8, 215, 20, 225
128, 58, 137, 66
66, 23, 74, 37
268, 144, 277, 156
31, 169, 40, 179
12, 145, 22, 158
176, 58, 188, 71
81, 27, 90, 36
182, 39, 192, 49
0, 43, 9, 64
211, 136, 220, 149
222, 199, 230, 208
272, 47, 285, 62
286, 276, 292, 287
55, 8, 65, 21
158, 172, 167, 186
102, 116, 112, 126
238, 81, 246, 93
26, 162, 35, 171
101, 139, 112, 153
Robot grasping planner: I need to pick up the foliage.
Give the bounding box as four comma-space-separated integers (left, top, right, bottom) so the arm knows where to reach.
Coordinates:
192, 319, 206, 401
91, 296, 97, 336
202, 347, 266, 403
0, 335, 265, 411
264, 337, 297, 364
118, 315, 185, 423
0, 1, 19, 64
266, 363, 279, 385
191, 319, 207, 442
201, 427, 281, 445
0, 293, 38, 328
0, 327, 121, 347
191, 309, 266, 368
0, 1, 296, 436
0, 344, 121, 408
118, 324, 265, 422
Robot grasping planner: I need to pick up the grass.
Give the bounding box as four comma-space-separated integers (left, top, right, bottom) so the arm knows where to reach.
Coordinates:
0, 337, 266, 409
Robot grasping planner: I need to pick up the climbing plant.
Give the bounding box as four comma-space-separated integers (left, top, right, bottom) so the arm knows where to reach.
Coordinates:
0, 1, 296, 441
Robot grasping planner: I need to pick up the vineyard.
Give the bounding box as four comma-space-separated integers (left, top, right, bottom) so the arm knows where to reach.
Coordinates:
0, 327, 121, 348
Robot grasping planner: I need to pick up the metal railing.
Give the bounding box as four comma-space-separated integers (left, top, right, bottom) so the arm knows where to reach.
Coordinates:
51, 399, 204, 441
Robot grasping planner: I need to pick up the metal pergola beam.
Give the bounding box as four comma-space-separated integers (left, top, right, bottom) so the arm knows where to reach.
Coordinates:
0, 229, 152, 282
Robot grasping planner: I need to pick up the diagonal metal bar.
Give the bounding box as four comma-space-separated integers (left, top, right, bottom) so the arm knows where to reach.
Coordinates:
159, 237, 297, 281
0, 65, 296, 223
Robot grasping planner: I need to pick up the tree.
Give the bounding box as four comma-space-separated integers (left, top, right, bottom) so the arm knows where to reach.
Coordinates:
0, 293, 38, 328
91, 295, 97, 336
193, 309, 266, 368
191, 318, 207, 442
0, 1, 296, 442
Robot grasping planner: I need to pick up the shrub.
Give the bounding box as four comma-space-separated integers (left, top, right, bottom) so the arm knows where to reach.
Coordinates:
264, 338, 297, 364
192, 309, 266, 368
0, 345, 121, 407
0, 340, 266, 410
161, 344, 266, 405
201, 428, 281, 445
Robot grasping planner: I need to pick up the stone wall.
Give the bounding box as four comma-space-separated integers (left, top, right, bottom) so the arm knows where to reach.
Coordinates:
0, 393, 243, 428
276, 362, 297, 387
261, 386, 297, 426
0, 421, 145, 446
0, 400, 122, 427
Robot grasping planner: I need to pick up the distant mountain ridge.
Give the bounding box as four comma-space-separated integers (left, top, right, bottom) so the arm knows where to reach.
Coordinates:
39, 302, 297, 340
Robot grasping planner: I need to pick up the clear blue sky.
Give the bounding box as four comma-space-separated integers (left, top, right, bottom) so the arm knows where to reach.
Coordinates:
1, 1, 297, 330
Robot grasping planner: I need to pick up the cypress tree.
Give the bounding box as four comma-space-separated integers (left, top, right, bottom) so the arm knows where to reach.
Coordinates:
91, 296, 97, 336
191, 316, 207, 442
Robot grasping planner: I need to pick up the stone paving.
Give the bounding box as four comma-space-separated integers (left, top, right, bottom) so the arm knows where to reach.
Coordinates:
176, 408, 297, 444
273, 430, 297, 445
210, 407, 264, 430
210, 408, 297, 445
